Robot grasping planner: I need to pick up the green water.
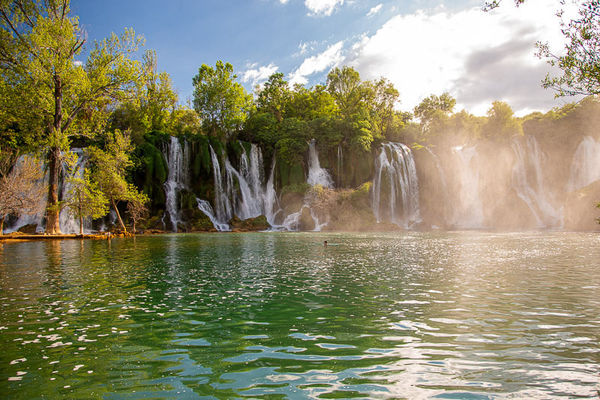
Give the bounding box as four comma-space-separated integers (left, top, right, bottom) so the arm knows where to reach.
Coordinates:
1, 232, 599, 399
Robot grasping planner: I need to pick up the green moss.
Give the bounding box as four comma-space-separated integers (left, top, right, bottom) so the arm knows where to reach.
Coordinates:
281, 182, 310, 195
230, 215, 270, 231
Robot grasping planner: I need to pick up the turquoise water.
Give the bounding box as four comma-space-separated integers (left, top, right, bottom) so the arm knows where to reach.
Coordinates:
1, 232, 599, 399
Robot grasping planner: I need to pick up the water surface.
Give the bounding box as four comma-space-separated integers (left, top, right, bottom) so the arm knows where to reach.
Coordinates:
1, 232, 599, 399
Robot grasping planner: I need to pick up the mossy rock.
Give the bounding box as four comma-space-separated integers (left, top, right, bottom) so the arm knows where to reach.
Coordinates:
229, 215, 270, 231
188, 209, 217, 232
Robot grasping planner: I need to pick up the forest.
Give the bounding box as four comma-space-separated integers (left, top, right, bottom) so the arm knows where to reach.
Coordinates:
1, 0, 600, 235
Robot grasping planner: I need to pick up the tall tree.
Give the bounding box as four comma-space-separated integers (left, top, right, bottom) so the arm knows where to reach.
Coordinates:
481, 101, 523, 139
326, 66, 365, 119
414, 92, 456, 138
256, 72, 291, 122
364, 77, 400, 140
192, 61, 252, 137
0, 0, 147, 234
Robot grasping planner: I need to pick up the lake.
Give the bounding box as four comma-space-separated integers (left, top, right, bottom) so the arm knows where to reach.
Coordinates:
1, 232, 599, 399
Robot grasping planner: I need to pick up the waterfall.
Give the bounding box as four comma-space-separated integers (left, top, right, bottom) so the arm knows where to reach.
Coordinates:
307, 139, 334, 188
372, 142, 421, 228
204, 143, 283, 231
449, 145, 485, 229
511, 136, 562, 228
163, 136, 190, 232
567, 136, 600, 192
3, 156, 47, 234
264, 159, 281, 226
196, 198, 230, 231
209, 145, 233, 225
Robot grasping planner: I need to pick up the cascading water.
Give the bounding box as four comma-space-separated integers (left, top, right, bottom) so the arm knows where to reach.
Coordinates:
3, 156, 47, 234
196, 198, 230, 231
307, 139, 334, 188
567, 136, 600, 192
5, 150, 88, 234
512, 136, 562, 228
449, 145, 485, 229
263, 159, 281, 226
163, 136, 190, 232
209, 145, 233, 225
372, 142, 421, 228
199, 143, 283, 231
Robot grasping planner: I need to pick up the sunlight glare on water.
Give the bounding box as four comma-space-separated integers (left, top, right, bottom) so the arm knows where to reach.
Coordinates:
1, 232, 599, 399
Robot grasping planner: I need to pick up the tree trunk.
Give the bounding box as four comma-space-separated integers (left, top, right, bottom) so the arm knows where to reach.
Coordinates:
46, 147, 62, 234
78, 195, 83, 235
112, 198, 127, 233
47, 73, 63, 235
0, 215, 4, 235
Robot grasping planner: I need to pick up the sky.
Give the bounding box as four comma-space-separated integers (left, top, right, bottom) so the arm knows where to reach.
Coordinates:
71, 0, 577, 116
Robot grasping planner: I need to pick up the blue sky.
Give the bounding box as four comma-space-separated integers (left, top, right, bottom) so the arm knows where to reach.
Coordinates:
71, 0, 573, 116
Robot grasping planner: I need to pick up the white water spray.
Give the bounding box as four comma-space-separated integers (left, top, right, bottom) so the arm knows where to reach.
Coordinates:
372, 142, 421, 228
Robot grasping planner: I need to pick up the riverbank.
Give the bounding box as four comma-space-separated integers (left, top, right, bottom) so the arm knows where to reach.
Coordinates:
0, 232, 127, 242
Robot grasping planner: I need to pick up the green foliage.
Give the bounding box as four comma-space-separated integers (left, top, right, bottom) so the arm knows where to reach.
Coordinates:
192, 61, 252, 138
0, 0, 148, 233
326, 67, 365, 119
481, 101, 523, 139
414, 93, 456, 137
256, 72, 291, 122
88, 129, 146, 232
281, 182, 311, 196
537, 1, 600, 97
64, 170, 109, 235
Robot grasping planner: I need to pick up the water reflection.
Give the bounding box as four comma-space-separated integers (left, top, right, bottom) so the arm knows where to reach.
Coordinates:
1, 232, 599, 398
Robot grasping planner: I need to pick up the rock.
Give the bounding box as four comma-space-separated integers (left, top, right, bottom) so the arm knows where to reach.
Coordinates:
17, 224, 37, 234
298, 207, 315, 231
564, 181, 600, 231
229, 215, 270, 231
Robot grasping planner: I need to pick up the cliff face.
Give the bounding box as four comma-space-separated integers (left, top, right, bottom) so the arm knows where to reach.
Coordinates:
564, 181, 600, 231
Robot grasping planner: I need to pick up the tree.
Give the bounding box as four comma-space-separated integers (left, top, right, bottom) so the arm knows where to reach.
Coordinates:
256, 72, 291, 122
486, 0, 600, 97
481, 101, 523, 139
538, 1, 600, 96
88, 130, 145, 233
0, 155, 45, 234
483, 0, 525, 11
364, 77, 400, 140
64, 170, 108, 235
192, 61, 252, 137
326, 66, 365, 119
0, 0, 148, 234
126, 192, 149, 233
414, 93, 456, 138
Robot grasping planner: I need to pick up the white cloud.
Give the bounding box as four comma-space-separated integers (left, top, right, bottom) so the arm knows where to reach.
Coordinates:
289, 41, 345, 85
367, 3, 382, 17
279, 0, 289, 3
242, 63, 279, 87
346, 0, 571, 116
304, 0, 344, 16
